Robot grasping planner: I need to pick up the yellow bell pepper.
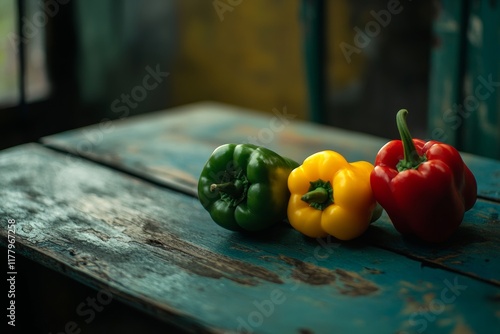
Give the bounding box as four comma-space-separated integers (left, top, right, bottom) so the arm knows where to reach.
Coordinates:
287, 150, 381, 240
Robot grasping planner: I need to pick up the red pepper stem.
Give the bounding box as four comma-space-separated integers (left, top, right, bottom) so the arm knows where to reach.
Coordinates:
396, 109, 426, 171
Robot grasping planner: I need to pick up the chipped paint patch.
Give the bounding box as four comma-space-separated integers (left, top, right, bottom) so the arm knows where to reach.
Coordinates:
281, 256, 336, 285
145, 237, 284, 286
335, 269, 379, 296
451, 317, 475, 334
433, 253, 462, 265
280, 256, 379, 296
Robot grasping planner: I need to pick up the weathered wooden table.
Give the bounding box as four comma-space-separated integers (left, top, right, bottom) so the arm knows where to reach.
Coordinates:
1, 102, 499, 333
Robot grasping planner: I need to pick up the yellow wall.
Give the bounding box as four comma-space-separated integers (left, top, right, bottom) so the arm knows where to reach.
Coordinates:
171, 0, 365, 120
171, 0, 307, 117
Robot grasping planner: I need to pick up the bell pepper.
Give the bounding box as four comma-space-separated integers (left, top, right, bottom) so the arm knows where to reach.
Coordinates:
287, 150, 381, 240
198, 143, 299, 232
370, 109, 477, 243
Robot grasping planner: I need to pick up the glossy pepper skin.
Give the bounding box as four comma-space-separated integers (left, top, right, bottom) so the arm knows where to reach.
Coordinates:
287, 151, 381, 240
370, 109, 477, 243
198, 143, 299, 232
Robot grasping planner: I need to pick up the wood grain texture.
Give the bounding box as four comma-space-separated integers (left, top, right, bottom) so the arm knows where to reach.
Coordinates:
365, 204, 500, 286
41, 102, 500, 201
40, 102, 500, 285
1, 144, 499, 333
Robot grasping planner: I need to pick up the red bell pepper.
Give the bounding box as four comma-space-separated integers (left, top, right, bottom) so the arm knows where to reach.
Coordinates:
370, 109, 477, 242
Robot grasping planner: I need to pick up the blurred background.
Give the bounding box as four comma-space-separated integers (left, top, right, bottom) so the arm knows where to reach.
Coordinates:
1, 0, 499, 332
1, 0, 498, 158
1, 0, 433, 151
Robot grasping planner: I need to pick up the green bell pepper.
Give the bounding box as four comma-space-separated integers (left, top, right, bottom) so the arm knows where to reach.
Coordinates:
198, 143, 299, 232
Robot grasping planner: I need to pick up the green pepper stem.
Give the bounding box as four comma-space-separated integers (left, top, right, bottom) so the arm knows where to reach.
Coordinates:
396, 109, 426, 171
210, 170, 249, 207
301, 187, 328, 203
210, 182, 243, 198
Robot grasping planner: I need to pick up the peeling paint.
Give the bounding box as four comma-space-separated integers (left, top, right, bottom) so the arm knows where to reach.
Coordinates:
2, 134, 500, 332
281, 256, 336, 285
451, 317, 475, 334
145, 237, 283, 286
280, 256, 379, 296
335, 269, 379, 296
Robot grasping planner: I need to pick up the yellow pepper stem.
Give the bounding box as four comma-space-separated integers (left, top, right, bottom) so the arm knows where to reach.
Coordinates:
301, 179, 334, 210
301, 187, 328, 203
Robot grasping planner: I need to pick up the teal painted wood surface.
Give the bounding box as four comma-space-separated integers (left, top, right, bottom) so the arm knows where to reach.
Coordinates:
1, 144, 499, 333
460, 153, 500, 201
41, 101, 500, 202
40, 102, 500, 283
365, 201, 500, 285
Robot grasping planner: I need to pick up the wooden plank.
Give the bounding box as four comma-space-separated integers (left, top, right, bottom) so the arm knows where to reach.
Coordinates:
40, 102, 500, 286
461, 153, 500, 201
366, 200, 500, 285
41, 101, 500, 201
1, 144, 499, 333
